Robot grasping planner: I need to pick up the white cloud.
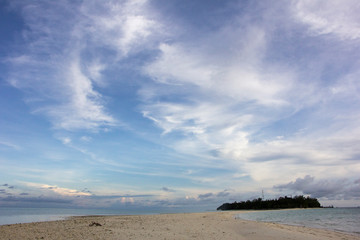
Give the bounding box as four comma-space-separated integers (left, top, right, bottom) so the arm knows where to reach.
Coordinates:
275, 175, 360, 200
330, 70, 360, 99
23, 182, 91, 197
141, 24, 297, 162
60, 137, 72, 145
78, 0, 160, 56
42, 184, 92, 197
45, 59, 116, 130
232, 132, 360, 186
121, 197, 135, 204
80, 136, 92, 142
144, 39, 294, 106
4, 0, 360, 206
7, 0, 160, 131
0, 141, 21, 150
85, 61, 106, 86
139, 1, 360, 194
293, 0, 360, 40
144, 43, 215, 86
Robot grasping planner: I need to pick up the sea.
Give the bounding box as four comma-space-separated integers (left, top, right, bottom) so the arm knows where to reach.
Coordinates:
236, 208, 360, 236
0, 207, 204, 226
0, 207, 162, 226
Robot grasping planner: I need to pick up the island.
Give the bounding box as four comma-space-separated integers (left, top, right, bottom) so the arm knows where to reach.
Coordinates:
217, 195, 321, 210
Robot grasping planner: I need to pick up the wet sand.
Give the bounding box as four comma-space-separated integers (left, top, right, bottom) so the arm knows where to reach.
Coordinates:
0, 211, 359, 240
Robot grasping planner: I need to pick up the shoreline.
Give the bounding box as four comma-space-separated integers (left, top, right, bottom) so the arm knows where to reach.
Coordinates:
1, 211, 359, 240
233, 208, 360, 236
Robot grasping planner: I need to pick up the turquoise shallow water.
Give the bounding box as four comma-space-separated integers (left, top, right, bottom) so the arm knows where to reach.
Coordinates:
236, 208, 360, 235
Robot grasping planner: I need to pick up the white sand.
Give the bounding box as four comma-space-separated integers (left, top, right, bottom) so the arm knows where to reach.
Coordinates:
0, 211, 359, 240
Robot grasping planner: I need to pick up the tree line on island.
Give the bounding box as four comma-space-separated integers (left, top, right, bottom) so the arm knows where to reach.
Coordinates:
217, 195, 321, 211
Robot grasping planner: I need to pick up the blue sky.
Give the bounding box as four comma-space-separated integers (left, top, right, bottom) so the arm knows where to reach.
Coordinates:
1, 0, 360, 210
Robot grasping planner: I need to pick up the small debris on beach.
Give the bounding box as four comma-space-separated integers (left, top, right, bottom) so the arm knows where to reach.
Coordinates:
89, 222, 102, 227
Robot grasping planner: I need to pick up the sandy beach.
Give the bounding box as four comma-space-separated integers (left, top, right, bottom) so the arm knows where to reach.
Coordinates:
0, 211, 359, 240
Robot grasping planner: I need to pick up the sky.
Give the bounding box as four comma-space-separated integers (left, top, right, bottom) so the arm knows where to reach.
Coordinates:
0, 0, 360, 210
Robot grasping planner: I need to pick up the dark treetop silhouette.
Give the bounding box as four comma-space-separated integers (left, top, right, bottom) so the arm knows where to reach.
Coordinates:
217, 195, 321, 210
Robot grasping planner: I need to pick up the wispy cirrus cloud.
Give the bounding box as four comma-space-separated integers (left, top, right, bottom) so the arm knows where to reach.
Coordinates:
140, 16, 296, 165
293, 0, 360, 40
141, 30, 296, 158
0, 141, 21, 150
3, 0, 360, 208
6, 0, 161, 131
139, 0, 360, 190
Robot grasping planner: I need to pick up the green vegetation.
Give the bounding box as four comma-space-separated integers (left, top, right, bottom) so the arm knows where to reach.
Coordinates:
217, 195, 321, 211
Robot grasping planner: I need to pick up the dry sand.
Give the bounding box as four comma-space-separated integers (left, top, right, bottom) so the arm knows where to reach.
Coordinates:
0, 211, 359, 240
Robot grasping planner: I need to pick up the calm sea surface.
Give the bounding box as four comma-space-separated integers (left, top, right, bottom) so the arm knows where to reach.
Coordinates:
0, 207, 163, 225
236, 208, 360, 235
0, 207, 206, 226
